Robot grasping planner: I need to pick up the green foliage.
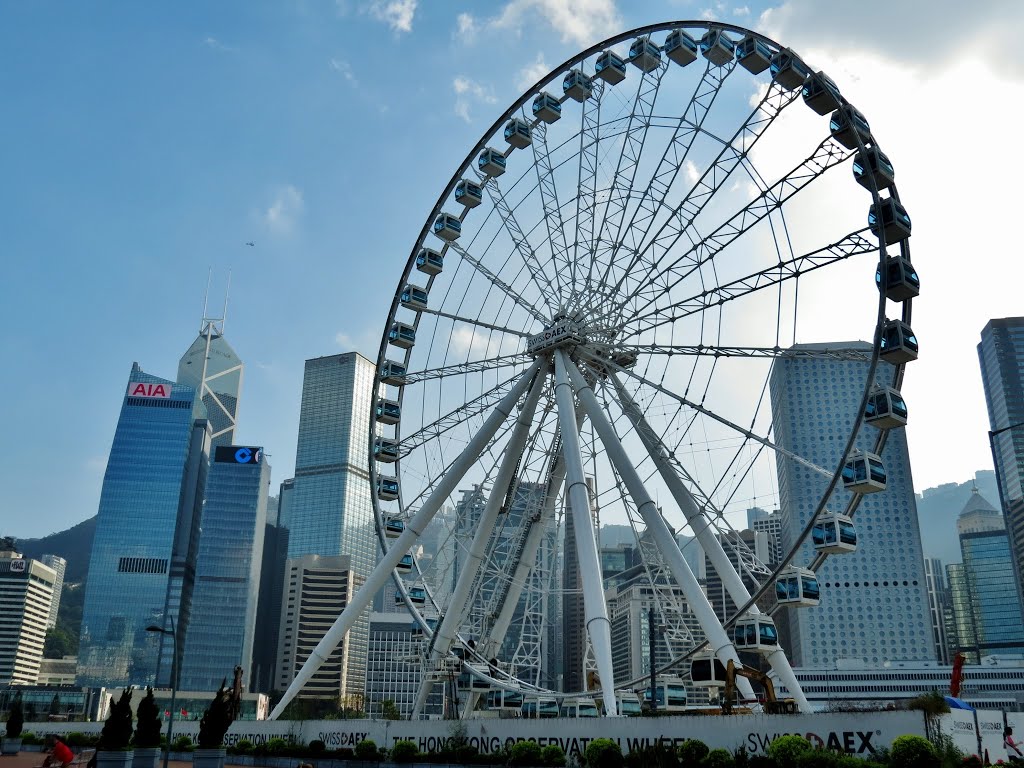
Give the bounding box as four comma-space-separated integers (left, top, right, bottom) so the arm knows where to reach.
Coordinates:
20, 733, 40, 746
930, 732, 964, 768
905, 692, 950, 717
889, 735, 937, 768
308, 739, 326, 754
262, 738, 289, 755
959, 756, 982, 768
44, 626, 77, 659
679, 739, 711, 765
99, 689, 134, 751
625, 743, 678, 768
767, 735, 813, 766
585, 738, 623, 768
381, 699, 402, 721
230, 740, 253, 755
391, 740, 420, 763
172, 735, 193, 752
542, 744, 567, 767
510, 741, 543, 766
703, 748, 735, 768
67, 733, 99, 748
133, 687, 162, 748
197, 680, 235, 749
747, 755, 777, 768
796, 749, 845, 768
5, 691, 23, 738
354, 738, 380, 761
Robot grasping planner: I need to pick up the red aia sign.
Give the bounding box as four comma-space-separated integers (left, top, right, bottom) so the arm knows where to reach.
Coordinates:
128, 382, 172, 398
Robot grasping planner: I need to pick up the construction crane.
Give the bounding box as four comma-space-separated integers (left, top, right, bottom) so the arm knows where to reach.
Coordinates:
721, 659, 797, 715
950, 652, 966, 698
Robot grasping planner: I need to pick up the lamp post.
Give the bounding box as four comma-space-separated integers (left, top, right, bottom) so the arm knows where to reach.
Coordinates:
146, 617, 177, 768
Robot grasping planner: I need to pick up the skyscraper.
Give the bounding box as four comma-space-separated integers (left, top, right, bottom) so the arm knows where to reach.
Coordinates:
978, 317, 1024, 601
178, 315, 243, 449
0, 542, 57, 685
770, 342, 933, 666
747, 507, 783, 566
252, 479, 292, 693
180, 445, 271, 691
286, 353, 377, 702
955, 489, 1024, 659
39, 555, 66, 630
923, 557, 953, 665
77, 364, 210, 687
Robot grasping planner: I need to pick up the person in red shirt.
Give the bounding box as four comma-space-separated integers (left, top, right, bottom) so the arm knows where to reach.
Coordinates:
42, 736, 75, 768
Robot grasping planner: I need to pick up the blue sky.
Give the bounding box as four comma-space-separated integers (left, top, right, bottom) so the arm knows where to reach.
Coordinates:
2, 0, 1022, 538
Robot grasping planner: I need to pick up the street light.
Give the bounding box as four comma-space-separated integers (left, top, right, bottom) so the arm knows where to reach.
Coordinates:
145, 617, 177, 768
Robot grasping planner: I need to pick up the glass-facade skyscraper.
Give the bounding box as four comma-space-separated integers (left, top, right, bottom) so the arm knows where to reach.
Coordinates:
178, 319, 243, 449
770, 342, 933, 666
978, 317, 1024, 605
286, 352, 377, 703
78, 364, 210, 687
180, 445, 270, 691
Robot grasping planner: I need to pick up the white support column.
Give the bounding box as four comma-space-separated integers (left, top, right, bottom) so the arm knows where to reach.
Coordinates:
610, 374, 812, 713
563, 359, 757, 703
268, 360, 543, 720
410, 371, 547, 718
553, 350, 617, 716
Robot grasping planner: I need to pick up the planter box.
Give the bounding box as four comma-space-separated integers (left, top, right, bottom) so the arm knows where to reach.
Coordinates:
132, 747, 161, 768
1, 737, 22, 755
193, 747, 227, 768
97, 750, 135, 768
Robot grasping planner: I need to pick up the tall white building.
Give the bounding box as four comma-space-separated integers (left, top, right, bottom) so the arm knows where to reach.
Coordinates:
39, 554, 66, 630
770, 342, 933, 666
0, 544, 58, 685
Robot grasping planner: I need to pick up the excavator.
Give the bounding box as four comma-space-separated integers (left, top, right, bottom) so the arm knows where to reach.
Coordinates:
721, 659, 797, 715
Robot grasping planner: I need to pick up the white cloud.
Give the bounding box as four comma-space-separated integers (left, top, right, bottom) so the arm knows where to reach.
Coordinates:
203, 36, 236, 53
683, 160, 700, 186
455, 12, 478, 42
489, 0, 621, 47
516, 52, 550, 92
329, 58, 358, 86
453, 76, 497, 123
367, 0, 418, 34
264, 185, 304, 235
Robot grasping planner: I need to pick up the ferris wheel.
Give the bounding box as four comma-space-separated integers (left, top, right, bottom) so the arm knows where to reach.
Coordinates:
270, 20, 917, 720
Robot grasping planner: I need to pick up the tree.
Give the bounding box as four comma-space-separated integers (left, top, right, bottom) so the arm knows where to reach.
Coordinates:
5, 692, 24, 738
380, 699, 402, 721
133, 688, 163, 749
49, 695, 61, 718
197, 681, 235, 749
99, 689, 134, 751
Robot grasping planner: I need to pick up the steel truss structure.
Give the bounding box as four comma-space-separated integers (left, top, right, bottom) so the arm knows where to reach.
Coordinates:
270, 20, 916, 720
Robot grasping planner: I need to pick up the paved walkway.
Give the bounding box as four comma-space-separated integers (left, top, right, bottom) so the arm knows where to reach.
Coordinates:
0, 754, 245, 768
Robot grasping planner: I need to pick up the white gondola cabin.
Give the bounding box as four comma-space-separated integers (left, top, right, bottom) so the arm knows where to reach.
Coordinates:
869, 198, 912, 244
532, 91, 562, 123
770, 48, 810, 90
400, 284, 428, 311
662, 28, 697, 67
478, 147, 507, 177
487, 689, 524, 711
560, 698, 599, 717
405, 586, 427, 605
854, 147, 895, 191
466, 662, 491, 691
504, 118, 532, 149
563, 69, 593, 102
866, 386, 908, 430
802, 71, 841, 115
416, 248, 444, 275
880, 319, 919, 364
521, 698, 558, 719
812, 513, 857, 554
376, 398, 401, 425
455, 179, 483, 208
736, 35, 772, 73
374, 437, 400, 463
733, 614, 779, 653
629, 36, 662, 72
775, 566, 820, 607
595, 50, 627, 84
377, 475, 400, 501
432, 213, 462, 242
379, 361, 407, 386
700, 28, 735, 66
388, 321, 416, 349
615, 690, 643, 716
396, 553, 413, 574
843, 450, 887, 494
384, 516, 405, 538
876, 255, 920, 303
690, 652, 728, 687
830, 105, 871, 149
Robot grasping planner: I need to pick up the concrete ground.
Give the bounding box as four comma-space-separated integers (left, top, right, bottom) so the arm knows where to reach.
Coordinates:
0, 755, 245, 768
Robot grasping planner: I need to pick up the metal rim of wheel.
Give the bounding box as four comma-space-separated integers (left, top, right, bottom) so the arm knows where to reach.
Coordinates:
367, 20, 916, 717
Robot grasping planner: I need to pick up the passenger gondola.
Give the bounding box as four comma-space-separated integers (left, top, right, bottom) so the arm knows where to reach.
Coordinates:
664, 28, 698, 67
733, 614, 779, 653
629, 35, 662, 72
690, 651, 728, 687
736, 35, 772, 73
532, 92, 562, 123
384, 517, 405, 538
478, 147, 507, 177
595, 50, 627, 84
563, 69, 593, 102
868, 198, 912, 244
865, 386, 908, 430
416, 248, 444, 275
812, 512, 857, 554
376, 475, 400, 501
830, 105, 871, 149
376, 398, 401, 425
396, 553, 413, 573
374, 437, 400, 463
802, 71, 841, 114
843, 450, 887, 494
388, 321, 416, 349
775, 566, 820, 607
770, 48, 810, 90
880, 319, 919, 364
400, 284, 428, 311
454, 179, 483, 209
504, 118, 532, 149
700, 28, 735, 66
853, 147, 895, 191
432, 213, 462, 242
876, 255, 919, 302
378, 361, 407, 386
